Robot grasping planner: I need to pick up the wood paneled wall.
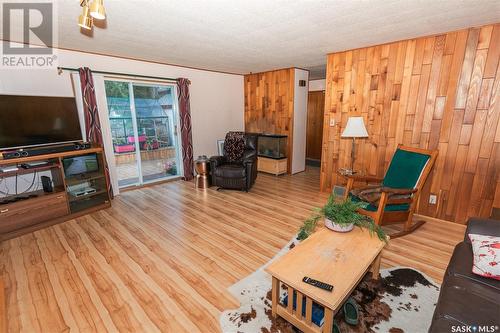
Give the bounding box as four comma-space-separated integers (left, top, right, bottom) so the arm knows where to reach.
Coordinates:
244, 68, 295, 172
320, 23, 500, 224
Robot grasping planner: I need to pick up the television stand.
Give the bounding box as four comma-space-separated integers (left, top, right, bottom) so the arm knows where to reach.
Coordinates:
0, 147, 111, 240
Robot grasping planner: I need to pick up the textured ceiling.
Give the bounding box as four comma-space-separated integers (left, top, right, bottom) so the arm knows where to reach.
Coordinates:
3, 0, 499, 74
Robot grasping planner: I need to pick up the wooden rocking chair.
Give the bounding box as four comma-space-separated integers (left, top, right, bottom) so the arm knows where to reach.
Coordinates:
343, 145, 438, 238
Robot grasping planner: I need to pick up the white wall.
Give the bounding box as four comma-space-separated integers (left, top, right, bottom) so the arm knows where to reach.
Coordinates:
0, 47, 244, 160
0, 47, 244, 195
309, 79, 325, 91
292, 69, 309, 174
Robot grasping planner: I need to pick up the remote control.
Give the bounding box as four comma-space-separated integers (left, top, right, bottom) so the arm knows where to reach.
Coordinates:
303, 276, 334, 292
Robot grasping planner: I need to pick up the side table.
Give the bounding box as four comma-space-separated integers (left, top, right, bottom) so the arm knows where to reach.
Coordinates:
195, 156, 210, 189
265, 228, 386, 333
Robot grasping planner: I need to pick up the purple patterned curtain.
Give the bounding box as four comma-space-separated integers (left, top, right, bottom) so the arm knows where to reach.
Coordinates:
79, 67, 113, 198
177, 78, 194, 181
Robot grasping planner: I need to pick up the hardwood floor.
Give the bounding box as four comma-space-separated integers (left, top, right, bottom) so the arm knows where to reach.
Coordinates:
0, 167, 465, 332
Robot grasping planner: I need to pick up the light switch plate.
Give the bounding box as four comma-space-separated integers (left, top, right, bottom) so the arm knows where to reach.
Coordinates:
429, 194, 437, 204
329, 118, 335, 126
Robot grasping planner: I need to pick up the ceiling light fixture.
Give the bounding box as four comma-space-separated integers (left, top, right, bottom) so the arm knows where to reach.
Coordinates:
78, 0, 106, 31
89, 0, 106, 20
78, 4, 93, 30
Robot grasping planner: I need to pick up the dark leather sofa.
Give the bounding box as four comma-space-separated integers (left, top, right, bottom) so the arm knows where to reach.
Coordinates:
209, 133, 258, 191
429, 218, 500, 332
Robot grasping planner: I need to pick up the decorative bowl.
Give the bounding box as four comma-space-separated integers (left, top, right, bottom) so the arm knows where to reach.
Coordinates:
324, 217, 354, 233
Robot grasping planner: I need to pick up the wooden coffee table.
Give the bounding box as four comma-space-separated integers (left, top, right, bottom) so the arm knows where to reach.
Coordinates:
265, 227, 387, 333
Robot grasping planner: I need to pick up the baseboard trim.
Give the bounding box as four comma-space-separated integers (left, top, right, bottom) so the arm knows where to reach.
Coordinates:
120, 176, 184, 193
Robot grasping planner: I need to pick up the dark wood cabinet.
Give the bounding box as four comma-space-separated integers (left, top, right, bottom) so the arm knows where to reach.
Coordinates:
0, 147, 110, 240
0, 191, 69, 234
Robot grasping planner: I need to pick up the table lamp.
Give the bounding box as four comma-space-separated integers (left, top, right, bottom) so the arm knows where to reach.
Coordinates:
341, 116, 369, 174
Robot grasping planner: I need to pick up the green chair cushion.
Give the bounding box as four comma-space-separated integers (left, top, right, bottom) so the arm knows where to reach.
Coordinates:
350, 194, 409, 212
382, 149, 430, 189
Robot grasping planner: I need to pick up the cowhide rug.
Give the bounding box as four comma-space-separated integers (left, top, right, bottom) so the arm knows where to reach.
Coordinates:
220, 236, 439, 333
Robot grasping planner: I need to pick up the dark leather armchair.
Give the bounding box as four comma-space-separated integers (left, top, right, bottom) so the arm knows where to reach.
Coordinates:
429, 218, 500, 332
209, 133, 258, 191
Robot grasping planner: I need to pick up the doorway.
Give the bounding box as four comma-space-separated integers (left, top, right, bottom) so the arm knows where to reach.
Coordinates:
104, 79, 183, 188
306, 90, 325, 167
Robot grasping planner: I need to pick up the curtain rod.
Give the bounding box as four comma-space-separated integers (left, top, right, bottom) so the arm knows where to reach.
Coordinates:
57, 67, 178, 83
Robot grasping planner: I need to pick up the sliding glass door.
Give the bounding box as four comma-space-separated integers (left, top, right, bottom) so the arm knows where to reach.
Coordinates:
104, 80, 182, 188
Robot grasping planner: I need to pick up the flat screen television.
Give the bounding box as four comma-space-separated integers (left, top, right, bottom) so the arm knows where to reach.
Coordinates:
62, 154, 99, 177
0, 94, 82, 150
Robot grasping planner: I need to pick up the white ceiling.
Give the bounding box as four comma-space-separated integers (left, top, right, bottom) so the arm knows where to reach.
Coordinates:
5, 0, 500, 74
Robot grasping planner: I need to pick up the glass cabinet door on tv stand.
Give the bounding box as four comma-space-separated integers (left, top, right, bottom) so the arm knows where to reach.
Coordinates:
62, 151, 110, 214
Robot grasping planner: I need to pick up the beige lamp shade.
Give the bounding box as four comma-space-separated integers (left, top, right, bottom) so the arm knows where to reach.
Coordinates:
341, 116, 369, 138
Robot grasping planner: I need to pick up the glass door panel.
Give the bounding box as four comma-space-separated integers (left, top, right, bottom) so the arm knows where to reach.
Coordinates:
132, 84, 181, 183
105, 80, 140, 187
104, 80, 182, 189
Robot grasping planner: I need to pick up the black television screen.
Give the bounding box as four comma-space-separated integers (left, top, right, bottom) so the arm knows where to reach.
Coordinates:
62, 154, 99, 177
0, 95, 82, 150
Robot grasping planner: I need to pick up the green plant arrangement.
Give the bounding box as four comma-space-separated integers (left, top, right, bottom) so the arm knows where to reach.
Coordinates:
164, 160, 177, 176
297, 195, 387, 242
113, 138, 127, 145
